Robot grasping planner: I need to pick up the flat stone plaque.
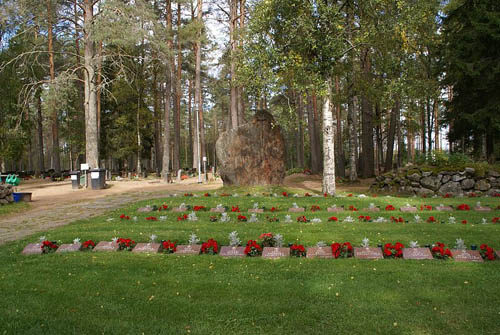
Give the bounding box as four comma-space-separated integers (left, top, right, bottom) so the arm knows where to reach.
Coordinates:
219, 246, 246, 258
262, 247, 290, 259
474, 206, 491, 212
93, 241, 119, 252
354, 247, 383, 260
451, 249, 484, 262
288, 208, 305, 212
402, 248, 433, 260
137, 207, 152, 213
496, 250, 500, 259
363, 207, 380, 212
306, 247, 333, 259
175, 244, 201, 255
210, 208, 225, 213
132, 243, 161, 253
172, 207, 188, 212
436, 206, 453, 211
400, 206, 417, 213
327, 207, 344, 213
248, 208, 264, 213
56, 243, 82, 253
22, 243, 42, 255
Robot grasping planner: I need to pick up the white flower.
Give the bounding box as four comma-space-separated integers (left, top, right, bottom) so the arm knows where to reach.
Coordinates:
311, 218, 322, 223
482, 218, 487, 224
344, 216, 354, 223
448, 216, 456, 224
180, 202, 186, 209
476, 201, 481, 208
373, 217, 387, 223
293, 193, 299, 197
369, 203, 375, 209
292, 202, 299, 209
188, 233, 200, 245
405, 203, 411, 208
221, 213, 230, 222
253, 202, 259, 209
284, 215, 292, 223
229, 231, 241, 247
361, 238, 370, 248
188, 211, 198, 221
39, 236, 46, 242
248, 214, 258, 223
216, 203, 224, 210
316, 241, 327, 247
106, 218, 115, 222
358, 194, 367, 198
233, 193, 239, 197
454, 238, 466, 250
112, 237, 118, 243
414, 215, 421, 223
274, 234, 284, 247
73, 238, 81, 244
150, 234, 157, 243
409, 241, 419, 248
132, 216, 138, 222
159, 216, 167, 221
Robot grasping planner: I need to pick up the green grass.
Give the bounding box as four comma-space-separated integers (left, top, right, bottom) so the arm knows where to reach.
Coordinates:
1, 194, 499, 334
0, 201, 30, 216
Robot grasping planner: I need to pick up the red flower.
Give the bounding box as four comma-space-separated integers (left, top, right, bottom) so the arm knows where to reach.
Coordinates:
237, 214, 247, 222
457, 203, 470, 211
146, 216, 158, 221
461, 220, 467, 224
244, 240, 262, 256
348, 205, 358, 211
297, 215, 308, 222
493, 217, 499, 223
82, 240, 95, 250
331, 242, 353, 258
120, 214, 130, 220
310, 205, 320, 212
162, 204, 168, 210
282, 192, 288, 197
271, 207, 278, 212
443, 193, 452, 198
328, 216, 338, 222
383, 242, 404, 258
420, 205, 432, 211
204, 193, 210, 197
201, 239, 219, 254
231, 206, 240, 212
290, 244, 306, 257
385, 205, 395, 211
347, 193, 353, 197
427, 216, 436, 223
468, 192, 477, 197
304, 193, 312, 197
162, 240, 176, 253
259, 233, 273, 239
177, 214, 188, 221
193, 206, 206, 211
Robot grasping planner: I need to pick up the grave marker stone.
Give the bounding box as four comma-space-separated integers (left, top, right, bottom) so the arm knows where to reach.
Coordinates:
175, 244, 201, 255
363, 207, 380, 212
402, 248, 433, 260
436, 205, 453, 211
132, 243, 161, 253
262, 247, 290, 259
327, 207, 344, 213
219, 246, 246, 258
94, 241, 119, 252
451, 249, 484, 262
288, 207, 305, 213
22, 243, 43, 255
354, 247, 383, 259
474, 206, 491, 212
248, 208, 264, 213
306, 247, 333, 259
210, 207, 225, 213
56, 243, 82, 253
400, 206, 417, 213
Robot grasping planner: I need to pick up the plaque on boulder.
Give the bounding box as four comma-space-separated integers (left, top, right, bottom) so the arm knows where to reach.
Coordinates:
175, 244, 201, 255
400, 206, 417, 213
436, 205, 453, 211
248, 208, 264, 214
354, 247, 383, 259
210, 207, 225, 213
219, 246, 246, 258
132, 243, 161, 253
327, 207, 344, 213
93, 241, 119, 252
137, 206, 153, 213
451, 249, 484, 262
262, 247, 290, 259
402, 248, 433, 260
474, 206, 491, 212
215, 110, 286, 186
306, 247, 333, 259
288, 207, 305, 212
56, 243, 82, 253
22, 243, 43, 255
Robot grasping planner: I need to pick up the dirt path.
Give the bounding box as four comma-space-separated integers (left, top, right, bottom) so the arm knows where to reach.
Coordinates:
0, 173, 370, 245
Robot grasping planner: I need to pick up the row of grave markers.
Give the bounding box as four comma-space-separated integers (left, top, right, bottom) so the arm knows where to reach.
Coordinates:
21, 242, 498, 262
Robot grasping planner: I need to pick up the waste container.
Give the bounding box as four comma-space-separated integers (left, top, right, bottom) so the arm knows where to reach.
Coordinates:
6, 174, 20, 186
90, 168, 106, 190
69, 171, 81, 189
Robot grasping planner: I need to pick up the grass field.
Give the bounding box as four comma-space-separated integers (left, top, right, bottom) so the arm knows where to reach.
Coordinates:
1, 192, 499, 334
0, 201, 30, 216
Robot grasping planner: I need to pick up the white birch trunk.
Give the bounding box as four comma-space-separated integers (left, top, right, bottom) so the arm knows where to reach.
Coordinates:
322, 80, 336, 195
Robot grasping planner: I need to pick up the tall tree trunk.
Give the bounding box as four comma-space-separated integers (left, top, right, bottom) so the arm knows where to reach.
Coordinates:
312, 91, 322, 172
83, 0, 99, 168
396, 104, 402, 168
322, 79, 336, 195
420, 100, 426, 154
173, 1, 182, 170
97, 41, 103, 144
385, 101, 399, 172
433, 99, 439, 151
346, 4, 357, 181
229, 0, 239, 129
188, 79, 193, 168
426, 98, 432, 152
162, 0, 173, 180
296, 92, 305, 168
153, 66, 162, 174
194, 0, 204, 174
334, 77, 345, 178
237, 0, 246, 124
47, 0, 60, 173
361, 49, 374, 178
307, 94, 320, 174
36, 89, 45, 175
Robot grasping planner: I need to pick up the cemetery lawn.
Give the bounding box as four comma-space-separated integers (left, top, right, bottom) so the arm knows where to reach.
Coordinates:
0, 201, 30, 216
1, 193, 499, 334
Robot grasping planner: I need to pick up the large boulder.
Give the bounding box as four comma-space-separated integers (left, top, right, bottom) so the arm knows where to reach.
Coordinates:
216, 110, 286, 186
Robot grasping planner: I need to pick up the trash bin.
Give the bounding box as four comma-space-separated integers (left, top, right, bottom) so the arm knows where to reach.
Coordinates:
70, 171, 81, 189
90, 168, 106, 190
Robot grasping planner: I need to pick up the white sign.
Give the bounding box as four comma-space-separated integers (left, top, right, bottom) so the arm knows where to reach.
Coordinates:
81, 164, 90, 170
202, 156, 207, 162
91, 172, 100, 179
71, 175, 78, 181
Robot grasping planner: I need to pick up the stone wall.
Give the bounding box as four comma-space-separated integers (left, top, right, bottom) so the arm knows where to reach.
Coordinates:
0, 185, 14, 205
370, 167, 500, 196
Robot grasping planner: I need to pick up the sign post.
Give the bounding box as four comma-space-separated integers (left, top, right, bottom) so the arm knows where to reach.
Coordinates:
80, 164, 90, 188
